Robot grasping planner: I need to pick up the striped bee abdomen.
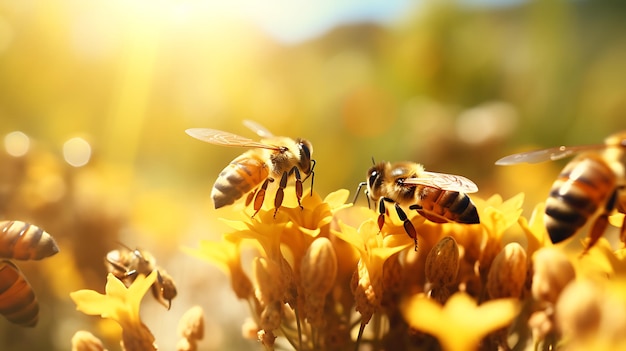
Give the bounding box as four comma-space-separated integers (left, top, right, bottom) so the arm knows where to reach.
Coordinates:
0, 260, 39, 327
211, 153, 270, 209
0, 221, 59, 261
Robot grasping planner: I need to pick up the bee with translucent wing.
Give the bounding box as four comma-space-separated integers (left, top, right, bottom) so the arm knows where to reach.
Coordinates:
355, 161, 480, 251
186, 120, 315, 217
495, 131, 626, 254
105, 245, 177, 310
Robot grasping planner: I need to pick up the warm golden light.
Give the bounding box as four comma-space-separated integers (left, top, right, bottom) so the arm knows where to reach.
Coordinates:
63, 137, 92, 167
4, 131, 30, 157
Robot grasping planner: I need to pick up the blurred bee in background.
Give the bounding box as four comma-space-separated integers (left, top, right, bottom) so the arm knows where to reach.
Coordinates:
0, 220, 59, 327
355, 161, 480, 250
105, 245, 177, 309
0, 260, 38, 327
0, 220, 59, 260
186, 120, 315, 217
496, 131, 626, 254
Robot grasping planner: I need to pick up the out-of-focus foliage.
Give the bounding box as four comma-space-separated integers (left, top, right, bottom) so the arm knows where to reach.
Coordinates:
1, 0, 626, 350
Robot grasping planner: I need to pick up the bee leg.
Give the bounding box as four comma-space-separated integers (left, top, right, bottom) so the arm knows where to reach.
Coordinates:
583, 214, 609, 256
394, 203, 418, 251
377, 198, 389, 231
245, 188, 257, 207
582, 190, 617, 256
252, 178, 273, 218
274, 172, 289, 218
291, 167, 304, 209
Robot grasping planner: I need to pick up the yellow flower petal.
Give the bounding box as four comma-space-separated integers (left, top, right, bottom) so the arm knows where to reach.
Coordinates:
402, 292, 519, 351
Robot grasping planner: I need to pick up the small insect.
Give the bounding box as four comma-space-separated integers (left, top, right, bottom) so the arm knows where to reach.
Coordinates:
0, 220, 59, 260
105, 246, 177, 309
496, 131, 626, 254
0, 260, 39, 327
186, 120, 315, 217
355, 161, 480, 250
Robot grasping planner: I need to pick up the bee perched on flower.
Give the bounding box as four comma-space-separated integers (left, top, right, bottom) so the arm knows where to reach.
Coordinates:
185, 121, 315, 217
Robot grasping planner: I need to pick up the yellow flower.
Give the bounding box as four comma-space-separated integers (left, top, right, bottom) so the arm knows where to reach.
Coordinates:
401, 292, 519, 351
334, 216, 412, 324
70, 271, 158, 351
518, 201, 551, 257
182, 237, 253, 299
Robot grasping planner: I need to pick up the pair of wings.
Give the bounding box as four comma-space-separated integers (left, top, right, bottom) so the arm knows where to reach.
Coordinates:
186, 120, 282, 150
402, 171, 479, 194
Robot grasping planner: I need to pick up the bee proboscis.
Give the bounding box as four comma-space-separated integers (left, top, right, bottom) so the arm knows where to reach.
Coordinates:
0, 260, 39, 327
355, 161, 480, 250
105, 245, 177, 309
0, 220, 59, 260
185, 120, 315, 217
495, 131, 626, 254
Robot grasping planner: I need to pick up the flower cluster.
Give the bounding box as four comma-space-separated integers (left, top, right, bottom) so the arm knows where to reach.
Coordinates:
185, 184, 626, 351
69, 272, 205, 351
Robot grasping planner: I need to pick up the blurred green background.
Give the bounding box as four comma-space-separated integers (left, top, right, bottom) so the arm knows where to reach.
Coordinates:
1, 0, 626, 350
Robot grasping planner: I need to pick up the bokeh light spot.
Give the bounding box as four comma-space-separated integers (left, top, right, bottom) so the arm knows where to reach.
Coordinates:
63, 137, 92, 167
4, 131, 30, 157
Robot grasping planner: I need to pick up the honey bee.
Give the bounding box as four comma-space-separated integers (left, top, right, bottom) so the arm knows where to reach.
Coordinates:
0, 220, 59, 260
355, 161, 480, 250
496, 132, 626, 254
105, 246, 177, 309
186, 120, 315, 217
0, 260, 39, 327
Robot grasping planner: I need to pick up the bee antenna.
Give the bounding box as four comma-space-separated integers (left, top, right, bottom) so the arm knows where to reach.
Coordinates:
371, 156, 376, 165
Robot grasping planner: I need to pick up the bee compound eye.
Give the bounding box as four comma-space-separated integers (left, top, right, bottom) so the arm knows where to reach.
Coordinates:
368, 170, 379, 186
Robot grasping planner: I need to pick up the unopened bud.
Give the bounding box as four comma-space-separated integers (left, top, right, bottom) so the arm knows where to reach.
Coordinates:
253, 257, 284, 305
425, 236, 459, 289
177, 305, 204, 341
301, 237, 338, 295
532, 248, 575, 304
555, 280, 601, 340
487, 242, 528, 299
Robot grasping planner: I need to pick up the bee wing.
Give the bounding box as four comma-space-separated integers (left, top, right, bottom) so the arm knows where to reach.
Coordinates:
185, 128, 280, 150
403, 171, 479, 193
495, 144, 606, 165
243, 120, 275, 139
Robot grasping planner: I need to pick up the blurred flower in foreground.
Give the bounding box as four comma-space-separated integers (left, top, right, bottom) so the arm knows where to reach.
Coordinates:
402, 292, 519, 351
70, 271, 158, 351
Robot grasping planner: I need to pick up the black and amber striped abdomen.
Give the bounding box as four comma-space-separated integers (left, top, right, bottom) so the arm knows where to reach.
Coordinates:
411, 186, 480, 224
211, 152, 270, 209
0, 260, 38, 327
544, 155, 617, 244
0, 221, 59, 261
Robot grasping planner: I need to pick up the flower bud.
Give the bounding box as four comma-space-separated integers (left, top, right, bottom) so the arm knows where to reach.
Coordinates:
301, 237, 338, 296
351, 259, 382, 325
531, 248, 575, 304
425, 236, 459, 289
253, 257, 284, 305
177, 305, 204, 341
555, 280, 601, 340
487, 242, 528, 299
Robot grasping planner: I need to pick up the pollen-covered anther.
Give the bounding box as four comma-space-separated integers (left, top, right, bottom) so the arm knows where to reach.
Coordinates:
531, 247, 575, 304
71, 330, 106, 351
301, 237, 338, 327
486, 242, 528, 299
425, 236, 460, 289
258, 329, 277, 348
